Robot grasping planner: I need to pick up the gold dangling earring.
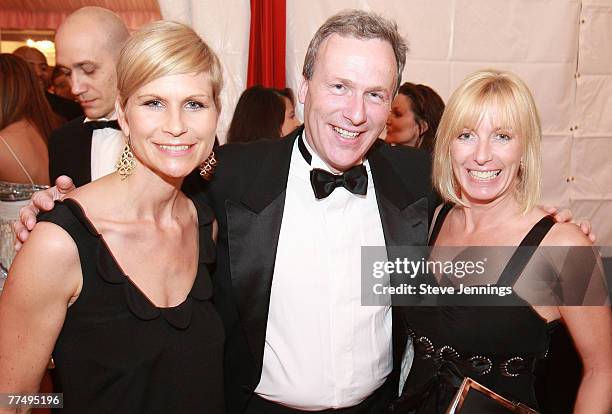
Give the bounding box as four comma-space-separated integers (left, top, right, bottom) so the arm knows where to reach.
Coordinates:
116, 138, 136, 180
199, 151, 217, 181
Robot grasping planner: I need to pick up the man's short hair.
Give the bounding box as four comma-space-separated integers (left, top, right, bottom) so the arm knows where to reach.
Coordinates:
302, 9, 408, 93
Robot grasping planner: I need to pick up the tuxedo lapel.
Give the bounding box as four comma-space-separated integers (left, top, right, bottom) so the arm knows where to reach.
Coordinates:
226, 133, 298, 372
49, 116, 93, 186
74, 124, 93, 185
368, 143, 429, 252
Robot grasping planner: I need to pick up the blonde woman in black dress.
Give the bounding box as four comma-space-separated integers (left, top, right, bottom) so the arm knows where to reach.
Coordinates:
0, 21, 224, 413
394, 70, 611, 414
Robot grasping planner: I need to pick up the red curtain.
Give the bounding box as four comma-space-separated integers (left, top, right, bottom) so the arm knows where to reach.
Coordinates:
247, 0, 286, 89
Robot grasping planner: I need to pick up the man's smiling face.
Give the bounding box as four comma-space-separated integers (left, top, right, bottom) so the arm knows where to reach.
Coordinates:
299, 34, 397, 173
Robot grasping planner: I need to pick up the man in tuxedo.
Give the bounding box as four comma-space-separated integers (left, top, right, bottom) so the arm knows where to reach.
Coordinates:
194, 10, 437, 414
12, 46, 83, 122
48, 7, 129, 186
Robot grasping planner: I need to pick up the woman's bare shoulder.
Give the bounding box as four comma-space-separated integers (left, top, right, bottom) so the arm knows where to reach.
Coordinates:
22, 221, 81, 274
526, 207, 591, 247
543, 221, 591, 247
62, 175, 117, 218
7, 220, 82, 303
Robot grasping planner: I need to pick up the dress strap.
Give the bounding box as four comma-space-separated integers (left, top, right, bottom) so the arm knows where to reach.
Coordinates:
0, 134, 35, 186
428, 203, 453, 245
518, 215, 556, 247
497, 215, 555, 287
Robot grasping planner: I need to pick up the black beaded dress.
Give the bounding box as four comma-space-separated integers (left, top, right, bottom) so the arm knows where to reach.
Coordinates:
391, 204, 559, 413
38, 198, 224, 414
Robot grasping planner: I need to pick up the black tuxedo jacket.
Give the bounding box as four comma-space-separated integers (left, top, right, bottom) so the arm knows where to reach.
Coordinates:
48, 115, 93, 187
188, 127, 438, 413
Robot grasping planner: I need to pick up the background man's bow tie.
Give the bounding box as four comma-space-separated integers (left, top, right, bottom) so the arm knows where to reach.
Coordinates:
84, 120, 121, 130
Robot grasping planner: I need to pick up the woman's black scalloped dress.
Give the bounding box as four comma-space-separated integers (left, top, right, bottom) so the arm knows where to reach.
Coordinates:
390, 204, 559, 413
38, 198, 224, 414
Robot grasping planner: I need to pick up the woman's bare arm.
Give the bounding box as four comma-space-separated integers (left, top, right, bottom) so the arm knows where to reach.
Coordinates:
0, 222, 81, 410
546, 223, 612, 414
562, 305, 612, 414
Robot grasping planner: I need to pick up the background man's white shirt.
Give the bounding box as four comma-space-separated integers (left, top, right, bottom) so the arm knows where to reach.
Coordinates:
86, 115, 125, 181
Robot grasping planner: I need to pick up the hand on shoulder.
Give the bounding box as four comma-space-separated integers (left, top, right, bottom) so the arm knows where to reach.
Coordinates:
14, 175, 77, 250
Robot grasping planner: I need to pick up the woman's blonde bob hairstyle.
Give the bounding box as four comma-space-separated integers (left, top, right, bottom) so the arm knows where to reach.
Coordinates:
433, 69, 542, 213
116, 20, 223, 112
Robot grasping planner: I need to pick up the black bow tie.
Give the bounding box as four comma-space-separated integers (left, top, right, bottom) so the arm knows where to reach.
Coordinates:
84, 120, 121, 130
298, 135, 368, 199
310, 165, 368, 199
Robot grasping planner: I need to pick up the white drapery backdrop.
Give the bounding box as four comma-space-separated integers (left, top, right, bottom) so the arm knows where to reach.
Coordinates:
158, 0, 612, 245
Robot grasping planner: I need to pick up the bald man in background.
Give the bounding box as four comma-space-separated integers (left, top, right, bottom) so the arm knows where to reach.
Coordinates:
47, 6, 129, 186
12, 46, 83, 122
